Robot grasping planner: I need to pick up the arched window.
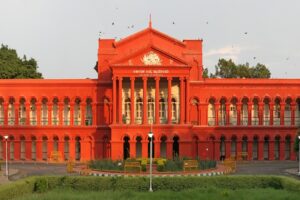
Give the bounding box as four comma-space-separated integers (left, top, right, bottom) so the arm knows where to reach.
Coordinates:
284, 98, 291, 125
160, 136, 167, 158
219, 99, 226, 126
252, 99, 259, 125
30, 98, 37, 125
85, 99, 93, 126
190, 98, 199, 125
230, 98, 237, 125
75, 137, 81, 161
123, 136, 130, 160
253, 136, 258, 160
41, 98, 48, 125
52, 98, 59, 125
136, 136, 142, 158
20, 136, 26, 160
173, 136, 179, 158
63, 98, 70, 126
171, 98, 178, 123
53, 136, 59, 151
124, 98, 131, 124
220, 136, 226, 160
159, 98, 167, 124
231, 136, 237, 158
264, 136, 269, 160
147, 97, 154, 124
31, 136, 36, 160
273, 98, 280, 125
0, 98, 4, 125
296, 99, 300, 126
135, 97, 143, 124
285, 135, 291, 160
274, 136, 280, 160
19, 98, 26, 125
74, 98, 81, 125
42, 136, 48, 160
208, 98, 215, 126
64, 136, 70, 160
241, 98, 248, 126
263, 98, 270, 126
8, 98, 15, 126
242, 136, 248, 160
9, 136, 14, 160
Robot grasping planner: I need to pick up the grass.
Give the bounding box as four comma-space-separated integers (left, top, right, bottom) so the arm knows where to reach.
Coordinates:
13, 187, 300, 200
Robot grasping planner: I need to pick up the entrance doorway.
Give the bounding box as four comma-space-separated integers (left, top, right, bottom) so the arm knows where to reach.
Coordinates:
123, 136, 130, 160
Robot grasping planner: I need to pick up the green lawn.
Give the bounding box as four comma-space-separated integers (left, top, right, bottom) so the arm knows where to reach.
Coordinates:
13, 187, 300, 200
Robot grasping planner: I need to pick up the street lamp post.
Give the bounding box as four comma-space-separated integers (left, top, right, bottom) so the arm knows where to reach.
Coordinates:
298, 135, 300, 176
148, 122, 153, 192
4, 135, 8, 176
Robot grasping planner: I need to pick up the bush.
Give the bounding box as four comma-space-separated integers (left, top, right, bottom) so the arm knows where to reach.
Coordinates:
199, 160, 216, 170
2, 175, 300, 199
89, 159, 123, 171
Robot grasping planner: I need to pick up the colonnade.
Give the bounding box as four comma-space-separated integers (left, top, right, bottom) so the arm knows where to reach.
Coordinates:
112, 76, 190, 125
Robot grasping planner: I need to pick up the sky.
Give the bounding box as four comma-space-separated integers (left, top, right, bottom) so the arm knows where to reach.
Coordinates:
0, 0, 300, 79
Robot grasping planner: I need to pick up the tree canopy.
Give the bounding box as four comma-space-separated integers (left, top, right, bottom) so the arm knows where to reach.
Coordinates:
203, 58, 271, 78
0, 44, 43, 79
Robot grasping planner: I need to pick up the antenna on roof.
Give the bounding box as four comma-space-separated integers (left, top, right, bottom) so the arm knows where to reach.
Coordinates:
149, 14, 152, 28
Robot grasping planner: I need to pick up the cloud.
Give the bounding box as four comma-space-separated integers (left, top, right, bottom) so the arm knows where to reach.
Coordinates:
204, 45, 242, 62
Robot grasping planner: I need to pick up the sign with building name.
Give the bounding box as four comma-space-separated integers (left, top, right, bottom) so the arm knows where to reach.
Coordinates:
133, 69, 169, 75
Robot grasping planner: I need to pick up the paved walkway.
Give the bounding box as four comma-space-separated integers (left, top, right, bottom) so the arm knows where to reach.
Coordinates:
0, 161, 299, 184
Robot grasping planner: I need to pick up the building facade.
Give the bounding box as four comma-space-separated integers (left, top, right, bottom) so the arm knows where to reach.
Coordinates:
0, 23, 299, 162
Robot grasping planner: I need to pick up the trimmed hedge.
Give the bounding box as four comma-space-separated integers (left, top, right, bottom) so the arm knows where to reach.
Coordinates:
1, 176, 300, 200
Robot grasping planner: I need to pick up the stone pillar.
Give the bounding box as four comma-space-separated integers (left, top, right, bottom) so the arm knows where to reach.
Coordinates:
167, 77, 172, 124
279, 140, 285, 160
237, 103, 241, 126
185, 78, 190, 123
200, 103, 207, 125
258, 140, 264, 160
118, 77, 123, 124
112, 76, 117, 124
155, 77, 160, 124
130, 77, 135, 124
143, 77, 148, 124
180, 77, 185, 124
280, 103, 285, 126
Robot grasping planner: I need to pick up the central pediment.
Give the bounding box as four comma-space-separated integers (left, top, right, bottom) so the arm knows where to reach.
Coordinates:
111, 45, 187, 67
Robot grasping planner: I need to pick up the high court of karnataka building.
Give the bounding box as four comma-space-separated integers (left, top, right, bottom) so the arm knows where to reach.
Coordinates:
0, 22, 299, 162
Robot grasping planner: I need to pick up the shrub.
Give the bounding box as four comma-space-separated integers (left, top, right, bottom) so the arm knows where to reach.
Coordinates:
89, 159, 123, 171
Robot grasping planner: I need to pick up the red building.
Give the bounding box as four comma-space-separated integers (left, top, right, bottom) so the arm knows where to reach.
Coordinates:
0, 22, 299, 162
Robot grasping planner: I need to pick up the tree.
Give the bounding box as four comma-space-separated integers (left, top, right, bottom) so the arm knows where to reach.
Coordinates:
0, 44, 43, 79
202, 58, 271, 78
294, 130, 300, 153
